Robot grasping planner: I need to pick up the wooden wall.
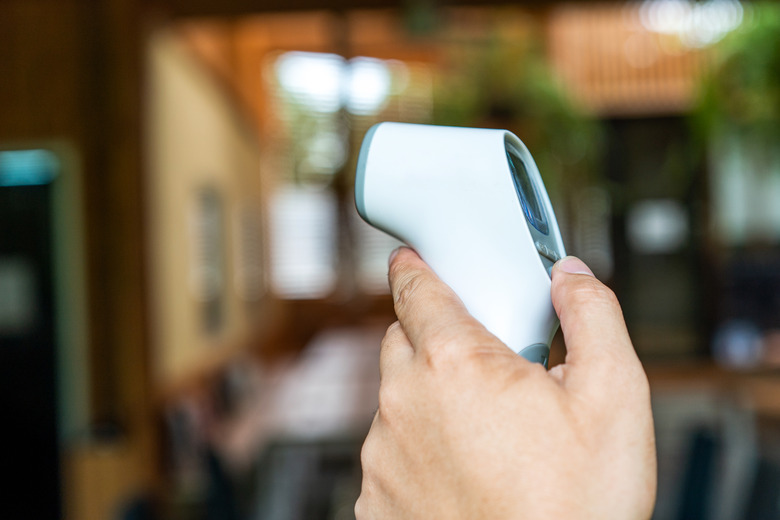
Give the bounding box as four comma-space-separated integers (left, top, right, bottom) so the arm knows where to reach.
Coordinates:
0, 1, 157, 517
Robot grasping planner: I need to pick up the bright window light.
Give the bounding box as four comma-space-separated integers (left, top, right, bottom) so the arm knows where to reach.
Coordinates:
639, 0, 744, 48
275, 51, 392, 115
270, 185, 337, 299
275, 52, 345, 113
347, 57, 392, 115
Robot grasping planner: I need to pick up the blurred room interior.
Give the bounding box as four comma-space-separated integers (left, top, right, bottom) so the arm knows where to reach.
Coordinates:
2, 0, 780, 518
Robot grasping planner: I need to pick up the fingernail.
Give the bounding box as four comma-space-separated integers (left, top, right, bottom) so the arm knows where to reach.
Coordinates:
555, 256, 594, 276
388, 247, 401, 266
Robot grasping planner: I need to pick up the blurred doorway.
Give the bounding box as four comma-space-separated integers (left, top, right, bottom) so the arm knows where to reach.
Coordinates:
0, 149, 60, 518
605, 116, 707, 360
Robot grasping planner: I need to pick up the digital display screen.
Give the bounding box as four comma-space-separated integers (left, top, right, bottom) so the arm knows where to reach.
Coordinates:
506, 146, 549, 235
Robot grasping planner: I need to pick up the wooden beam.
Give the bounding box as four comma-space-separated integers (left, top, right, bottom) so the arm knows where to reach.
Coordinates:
158, 0, 555, 19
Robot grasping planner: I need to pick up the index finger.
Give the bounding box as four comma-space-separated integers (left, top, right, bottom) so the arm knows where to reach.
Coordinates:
388, 247, 496, 354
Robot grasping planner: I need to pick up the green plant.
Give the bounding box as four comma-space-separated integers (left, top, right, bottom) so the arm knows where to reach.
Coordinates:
694, 3, 780, 150
432, 35, 603, 196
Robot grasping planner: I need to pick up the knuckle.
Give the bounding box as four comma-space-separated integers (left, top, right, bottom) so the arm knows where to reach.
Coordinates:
377, 379, 403, 419
354, 494, 370, 520
385, 320, 402, 336
422, 345, 444, 371
379, 327, 394, 357
393, 270, 427, 311
360, 433, 378, 473
631, 366, 652, 402
354, 478, 375, 520
381, 322, 403, 349
600, 284, 620, 307
354, 496, 365, 520
424, 322, 490, 369
423, 337, 460, 371
568, 278, 620, 309
419, 325, 467, 370
379, 322, 409, 375
355, 472, 380, 520
388, 256, 410, 283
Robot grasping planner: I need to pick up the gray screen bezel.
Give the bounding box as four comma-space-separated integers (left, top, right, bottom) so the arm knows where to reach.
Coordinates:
504, 136, 565, 275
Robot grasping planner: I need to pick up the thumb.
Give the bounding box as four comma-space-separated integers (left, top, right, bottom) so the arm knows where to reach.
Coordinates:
550, 257, 644, 393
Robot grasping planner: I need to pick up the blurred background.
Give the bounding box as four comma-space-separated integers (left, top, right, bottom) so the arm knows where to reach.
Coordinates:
2, 0, 780, 518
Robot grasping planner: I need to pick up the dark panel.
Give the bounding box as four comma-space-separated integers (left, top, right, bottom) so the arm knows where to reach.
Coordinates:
0, 184, 60, 519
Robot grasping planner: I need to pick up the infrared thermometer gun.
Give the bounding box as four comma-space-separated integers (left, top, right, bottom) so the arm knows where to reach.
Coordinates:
354, 122, 566, 367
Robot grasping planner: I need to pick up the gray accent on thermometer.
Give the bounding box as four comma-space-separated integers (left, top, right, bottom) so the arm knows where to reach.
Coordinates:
535, 241, 560, 263
354, 123, 381, 223
518, 343, 550, 368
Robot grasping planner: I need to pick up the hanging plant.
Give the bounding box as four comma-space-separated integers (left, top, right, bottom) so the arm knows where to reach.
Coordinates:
431, 34, 604, 196
694, 3, 780, 156
691, 3, 780, 246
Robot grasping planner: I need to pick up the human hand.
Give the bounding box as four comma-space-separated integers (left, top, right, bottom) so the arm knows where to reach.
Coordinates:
355, 248, 656, 519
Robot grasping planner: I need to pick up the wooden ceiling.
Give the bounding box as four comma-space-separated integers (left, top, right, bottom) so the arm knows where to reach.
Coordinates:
159, 0, 557, 18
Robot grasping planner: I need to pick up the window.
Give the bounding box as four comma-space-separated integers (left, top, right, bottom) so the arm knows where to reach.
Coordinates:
268, 51, 432, 298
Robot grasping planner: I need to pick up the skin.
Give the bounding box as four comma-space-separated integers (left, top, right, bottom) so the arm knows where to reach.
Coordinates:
355, 248, 657, 520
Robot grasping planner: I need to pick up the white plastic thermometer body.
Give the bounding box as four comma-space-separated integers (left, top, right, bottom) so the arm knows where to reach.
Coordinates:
354, 122, 566, 366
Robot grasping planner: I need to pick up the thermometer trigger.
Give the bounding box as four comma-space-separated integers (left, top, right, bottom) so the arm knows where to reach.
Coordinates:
535, 241, 560, 263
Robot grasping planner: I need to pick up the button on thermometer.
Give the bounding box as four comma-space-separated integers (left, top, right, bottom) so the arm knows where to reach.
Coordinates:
354, 122, 566, 367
